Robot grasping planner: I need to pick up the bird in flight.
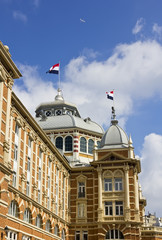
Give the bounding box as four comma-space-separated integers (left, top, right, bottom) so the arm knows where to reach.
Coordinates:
80, 18, 86, 23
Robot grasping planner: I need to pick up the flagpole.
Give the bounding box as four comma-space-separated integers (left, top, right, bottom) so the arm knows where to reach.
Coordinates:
113, 89, 115, 110
58, 61, 61, 89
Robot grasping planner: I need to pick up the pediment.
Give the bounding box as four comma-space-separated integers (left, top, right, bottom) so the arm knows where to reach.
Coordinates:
97, 151, 126, 163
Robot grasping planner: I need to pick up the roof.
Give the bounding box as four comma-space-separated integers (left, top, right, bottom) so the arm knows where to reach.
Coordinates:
36, 114, 104, 134
100, 119, 129, 149
35, 88, 104, 135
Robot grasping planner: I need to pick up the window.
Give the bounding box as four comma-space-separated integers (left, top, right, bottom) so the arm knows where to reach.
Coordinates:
115, 178, 123, 191
54, 225, 59, 236
38, 190, 40, 203
56, 137, 63, 150
78, 182, 85, 198
75, 231, 80, 240
6, 231, 17, 240
22, 235, 30, 240
36, 214, 42, 228
65, 136, 73, 151
80, 137, 87, 153
12, 172, 17, 187
104, 179, 112, 191
78, 203, 85, 218
46, 219, 51, 232
27, 157, 30, 171
26, 181, 29, 196
105, 230, 124, 239
56, 168, 59, 214
23, 208, 31, 223
105, 201, 113, 216
115, 201, 123, 216
14, 144, 18, 161
83, 231, 88, 240
9, 200, 18, 217
88, 139, 94, 154
62, 229, 66, 240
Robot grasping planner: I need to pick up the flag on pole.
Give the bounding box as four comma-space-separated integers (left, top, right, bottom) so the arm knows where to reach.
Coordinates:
46, 63, 60, 74
106, 91, 114, 100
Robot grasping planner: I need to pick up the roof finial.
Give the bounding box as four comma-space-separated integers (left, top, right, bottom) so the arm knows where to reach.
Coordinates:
111, 106, 118, 125
55, 88, 64, 102
111, 106, 116, 120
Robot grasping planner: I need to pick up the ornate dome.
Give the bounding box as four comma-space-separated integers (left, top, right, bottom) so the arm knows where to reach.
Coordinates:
100, 109, 129, 149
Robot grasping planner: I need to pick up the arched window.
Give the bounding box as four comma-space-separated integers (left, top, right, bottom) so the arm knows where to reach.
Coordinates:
54, 224, 59, 236
46, 219, 52, 232
36, 214, 42, 228
23, 208, 32, 223
88, 139, 94, 154
105, 230, 124, 239
80, 137, 87, 153
8, 200, 19, 217
56, 137, 63, 150
62, 229, 66, 240
65, 136, 73, 151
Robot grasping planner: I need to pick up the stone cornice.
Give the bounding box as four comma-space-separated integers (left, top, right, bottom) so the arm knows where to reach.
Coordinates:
0, 162, 12, 175
0, 41, 22, 79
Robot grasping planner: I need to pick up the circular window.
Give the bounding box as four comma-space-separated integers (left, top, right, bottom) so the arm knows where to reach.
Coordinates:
46, 111, 52, 116
56, 110, 62, 116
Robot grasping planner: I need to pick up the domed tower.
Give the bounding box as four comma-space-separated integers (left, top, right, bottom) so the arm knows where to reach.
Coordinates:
35, 88, 104, 166
90, 107, 146, 240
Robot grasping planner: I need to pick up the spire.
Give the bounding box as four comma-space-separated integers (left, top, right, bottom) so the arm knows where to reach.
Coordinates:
128, 134, 133, 147
55, 88, 64, 102
111, 106, 118, 125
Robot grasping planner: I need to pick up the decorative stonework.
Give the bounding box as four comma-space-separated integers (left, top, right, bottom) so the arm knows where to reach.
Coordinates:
21, 173, 25, 181
7, 76, 14, 89
0, 63, 6, 81
15, 116, 23, 128
3, 140, 10, 153
33, 182, 37, 190
28, 131, 35, 141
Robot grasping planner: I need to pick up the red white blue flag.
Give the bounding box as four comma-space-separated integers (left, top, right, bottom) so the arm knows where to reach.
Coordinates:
106, 91, 114, 100
46, 63, 60, 74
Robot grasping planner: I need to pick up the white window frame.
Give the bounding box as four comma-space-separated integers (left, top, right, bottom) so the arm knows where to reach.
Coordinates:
78, 203, 85, 218
104, 178, 112, 192
114, 178, 123, 191
78, 182, 85, 198
115, 201, 123, 216
105, 201, 113, 216
7, 231, 17, 240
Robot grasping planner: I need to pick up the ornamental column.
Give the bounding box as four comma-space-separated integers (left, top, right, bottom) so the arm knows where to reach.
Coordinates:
134, 168, 139, 221
124, 165, 130, 220
97, 167, 103, 221
73, 131, 79, 162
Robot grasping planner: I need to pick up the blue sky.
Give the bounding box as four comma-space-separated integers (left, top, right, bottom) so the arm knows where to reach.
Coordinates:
1, 0, 162, 217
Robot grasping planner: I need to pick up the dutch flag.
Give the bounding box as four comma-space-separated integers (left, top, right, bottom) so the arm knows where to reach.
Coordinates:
46, 63, 60, 74
106, 91, 114, 100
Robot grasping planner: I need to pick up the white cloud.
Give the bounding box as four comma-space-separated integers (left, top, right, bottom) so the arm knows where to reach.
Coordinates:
64, 40, 162, 127
13, 64, 57, 115
13, 40, 162, 217
153, 23, 162, 39
13, 10, 27, 23
140, 133, 162, 217
14, 40, 162, 129
132, 18, 145, 35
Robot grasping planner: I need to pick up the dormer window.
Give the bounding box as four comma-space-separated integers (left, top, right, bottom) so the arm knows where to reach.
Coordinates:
55, 109, 62, 116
